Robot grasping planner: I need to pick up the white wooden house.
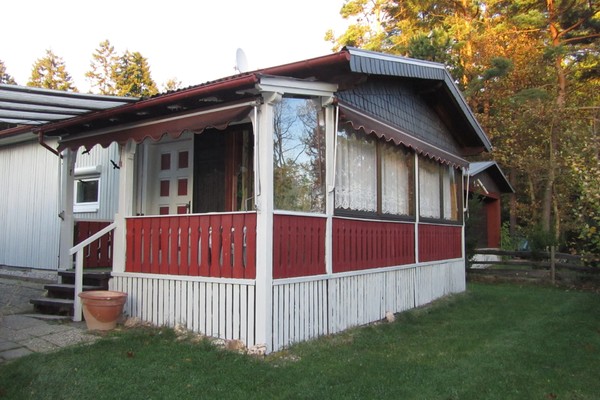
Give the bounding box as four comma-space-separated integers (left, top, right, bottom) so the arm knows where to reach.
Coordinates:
0, 85, 136, 270
33, 48, 492, 352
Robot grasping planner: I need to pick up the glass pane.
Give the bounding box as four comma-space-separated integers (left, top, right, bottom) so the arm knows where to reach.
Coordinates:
160, 153, 171, 170
160, 180, 170, 197
178, 151, 189, 169
381, 145, 414, 216
273, 98, 325, 212
76, 179, 99, 203
419, 158, 441, 218
443, 166, 460, 221
178, 178, 188, 196
335, 128, 377, 212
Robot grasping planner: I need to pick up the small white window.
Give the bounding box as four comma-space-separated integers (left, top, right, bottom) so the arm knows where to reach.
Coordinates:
74, 166, 101, 213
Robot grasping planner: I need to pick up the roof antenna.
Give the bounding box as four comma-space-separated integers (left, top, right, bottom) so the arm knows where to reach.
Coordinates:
234, 48, 249, 73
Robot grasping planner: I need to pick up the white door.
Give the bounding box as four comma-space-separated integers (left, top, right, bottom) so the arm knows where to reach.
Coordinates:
149, 135, 194, 215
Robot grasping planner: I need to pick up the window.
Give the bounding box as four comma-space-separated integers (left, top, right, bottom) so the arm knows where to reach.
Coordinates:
418, 157, 461, 221
74, 177, 100, 213
335, 127, 415, 218
273, 97, 325, 213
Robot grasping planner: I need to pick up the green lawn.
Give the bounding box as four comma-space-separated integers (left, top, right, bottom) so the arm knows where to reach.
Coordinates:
1, 283, 599, 399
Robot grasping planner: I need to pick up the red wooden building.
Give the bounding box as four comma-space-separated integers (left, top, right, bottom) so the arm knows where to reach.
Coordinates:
37, 48, 492, 352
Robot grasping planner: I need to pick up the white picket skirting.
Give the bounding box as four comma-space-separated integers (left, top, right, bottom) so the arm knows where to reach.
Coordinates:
111, 273, 256, 345
110, 259, 465, 352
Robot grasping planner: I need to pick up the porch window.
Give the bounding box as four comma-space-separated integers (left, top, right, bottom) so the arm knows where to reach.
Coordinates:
418, 157, 461, 221
273, 97, 326, 213
335, 127, 414, 218
74, 177, 100, 213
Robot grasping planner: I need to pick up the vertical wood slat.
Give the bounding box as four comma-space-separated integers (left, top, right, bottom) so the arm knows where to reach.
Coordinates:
418, 224, 462, 262
125, 213, 256, 278
272, 214, 326, 279
332, 218, 415, 273
75, 220, 113, 268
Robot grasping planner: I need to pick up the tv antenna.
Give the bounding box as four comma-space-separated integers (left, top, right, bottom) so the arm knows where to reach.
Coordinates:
234, 48, 249, 73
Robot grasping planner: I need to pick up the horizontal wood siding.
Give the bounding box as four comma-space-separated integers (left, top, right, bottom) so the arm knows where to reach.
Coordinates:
273, 214, 326, 278
111, 275, 256, 346
125, 213, 256, 278
74, 220, 113, 268
418, 224, 462, 262
332, 218, 415, 273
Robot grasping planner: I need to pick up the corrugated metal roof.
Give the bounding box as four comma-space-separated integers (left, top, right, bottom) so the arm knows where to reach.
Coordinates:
0, 84, 137, 126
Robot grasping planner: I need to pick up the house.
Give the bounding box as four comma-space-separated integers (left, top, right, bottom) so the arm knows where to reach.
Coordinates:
30, 47, 492, 352
467, 161, 514, 249
0, 84, 136, 270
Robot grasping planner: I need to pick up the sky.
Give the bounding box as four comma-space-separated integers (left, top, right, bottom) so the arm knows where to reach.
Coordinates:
1, 0, 351, 93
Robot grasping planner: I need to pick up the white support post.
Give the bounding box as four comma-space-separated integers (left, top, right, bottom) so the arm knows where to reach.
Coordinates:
58, 149, 76, 270
414, 153, 420, 264
113, 142, 136, 273
253, 93, 279, 352
324, 103, 336, 275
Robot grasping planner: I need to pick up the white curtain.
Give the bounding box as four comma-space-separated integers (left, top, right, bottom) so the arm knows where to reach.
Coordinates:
335, 132, 377, 212
419, 158, 441, 218
381, 145, 411, 215
442, 166, 459, 220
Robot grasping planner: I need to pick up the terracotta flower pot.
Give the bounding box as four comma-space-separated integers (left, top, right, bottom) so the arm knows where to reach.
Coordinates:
78, 290, 127, 331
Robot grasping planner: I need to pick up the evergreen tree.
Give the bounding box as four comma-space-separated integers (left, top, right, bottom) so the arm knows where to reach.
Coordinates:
0, 60, 17, 84
113, 50, 158, 98
85, 39, 118, 95
27, 49, 78, 91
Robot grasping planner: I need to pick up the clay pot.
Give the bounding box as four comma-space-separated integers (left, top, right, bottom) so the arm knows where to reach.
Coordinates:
78, 290, 127, 331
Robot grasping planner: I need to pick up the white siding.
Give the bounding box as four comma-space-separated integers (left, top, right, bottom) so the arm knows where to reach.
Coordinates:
0, 139, 61, 269
74, 143, 120, 221
0, 139, 120, 270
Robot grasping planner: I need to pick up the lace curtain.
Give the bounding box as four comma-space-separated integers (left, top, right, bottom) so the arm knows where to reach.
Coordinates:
381, 145, 411, 215
335, 131, 377, 212
419, 158, 441, 218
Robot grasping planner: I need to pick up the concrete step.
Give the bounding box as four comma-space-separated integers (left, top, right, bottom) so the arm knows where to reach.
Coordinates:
30, 298, 74, 316
44, 283, 104, 299
58, 270, 111, 287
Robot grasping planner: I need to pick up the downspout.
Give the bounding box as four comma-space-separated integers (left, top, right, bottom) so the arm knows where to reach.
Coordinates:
37, 130, 62, 158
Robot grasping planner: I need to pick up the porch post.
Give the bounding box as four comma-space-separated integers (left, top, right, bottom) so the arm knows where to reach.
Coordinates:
58, 149, 76, 270
324, 102, 336, 275
253, 93, 279, 352
113, 142, 136, 273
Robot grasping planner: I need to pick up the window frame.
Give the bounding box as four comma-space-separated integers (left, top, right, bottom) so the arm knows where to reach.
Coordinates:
418, 157, 463, 225
334, 127, 416, 221
73, 175, 100, 213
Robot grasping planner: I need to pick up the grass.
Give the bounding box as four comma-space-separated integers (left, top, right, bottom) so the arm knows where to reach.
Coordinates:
1, 283, 599, 399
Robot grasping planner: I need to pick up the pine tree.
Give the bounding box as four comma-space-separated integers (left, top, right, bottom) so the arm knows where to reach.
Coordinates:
113, 50, 158, 98
86, 39, 118, 95
27, 49, 78, 91
0, 60, 17, 84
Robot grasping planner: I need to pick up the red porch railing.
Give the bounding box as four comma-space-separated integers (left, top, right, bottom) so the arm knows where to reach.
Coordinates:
332, 218, 415, 273
418, 224, 462, 262
74, 220, 113, 268
125, 212, 257, 279
273, 214, 326, 279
